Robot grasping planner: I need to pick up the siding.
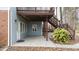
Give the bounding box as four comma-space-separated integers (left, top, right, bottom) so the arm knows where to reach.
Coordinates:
10, 7, 43, 45
10, 8, 17, 45
17, 16, 42, 38
17, 16, 27, 40
27, 21, 42, 36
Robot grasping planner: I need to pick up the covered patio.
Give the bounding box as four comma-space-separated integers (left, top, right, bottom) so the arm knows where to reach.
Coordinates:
12, 33, 79, 49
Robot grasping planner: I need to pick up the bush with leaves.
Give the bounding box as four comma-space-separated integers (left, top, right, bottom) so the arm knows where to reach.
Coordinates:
52, 28, 71, 44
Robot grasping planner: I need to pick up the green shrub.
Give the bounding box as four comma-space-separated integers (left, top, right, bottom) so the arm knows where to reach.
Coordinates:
52, 28, 71, 44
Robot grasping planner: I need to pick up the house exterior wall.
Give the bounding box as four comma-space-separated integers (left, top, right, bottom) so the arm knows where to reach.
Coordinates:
27, 21, 42, 36
10, 8, 26, 44
17, 16, 27, 40
10, 7, 17, 45
0, 10, 8, 47
17, 16, 42, 38
10, 7, 43, 45
17, 17, 42, 39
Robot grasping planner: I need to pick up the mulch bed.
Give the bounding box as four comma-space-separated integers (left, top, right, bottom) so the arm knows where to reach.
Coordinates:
50, 34, 79, 45
6, 46, 79, 51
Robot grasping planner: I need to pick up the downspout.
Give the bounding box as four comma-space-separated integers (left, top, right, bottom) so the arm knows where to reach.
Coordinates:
60, 7, 63, 27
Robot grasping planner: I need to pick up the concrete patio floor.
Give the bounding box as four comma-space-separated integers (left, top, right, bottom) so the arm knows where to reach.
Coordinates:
12, 35, 79, 48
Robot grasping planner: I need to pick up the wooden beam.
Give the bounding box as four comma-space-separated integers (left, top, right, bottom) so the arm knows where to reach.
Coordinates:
17, 11, 54, 16
17, 13, 32, 21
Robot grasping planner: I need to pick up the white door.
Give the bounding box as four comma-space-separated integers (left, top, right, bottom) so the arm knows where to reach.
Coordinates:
17, 22, 21, 40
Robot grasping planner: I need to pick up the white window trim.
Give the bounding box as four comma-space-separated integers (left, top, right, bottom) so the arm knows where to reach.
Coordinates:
25, 24, 27, 32
32, 24, 38, 32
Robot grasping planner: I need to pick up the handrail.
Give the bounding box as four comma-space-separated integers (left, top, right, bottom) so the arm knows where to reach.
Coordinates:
52, 16, 59, 22
17, 7, 54, 13
52, 16, 75, 33
48, 16, 59, 28
52, 16, 59, 26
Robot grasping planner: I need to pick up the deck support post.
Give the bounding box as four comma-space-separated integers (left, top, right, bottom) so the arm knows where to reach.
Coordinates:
43, 17, 48, 41
73, 30, 75, 40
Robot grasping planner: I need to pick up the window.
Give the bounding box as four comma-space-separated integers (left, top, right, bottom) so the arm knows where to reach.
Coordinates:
20, 22, 22, 32
23, 23, 25, 32
20, 22, 27, 32
24, 23, 26, 32
20, 22, 24, 32
22, 22, 24, 32
25, 24, 27, 32
32, 24, 38, 32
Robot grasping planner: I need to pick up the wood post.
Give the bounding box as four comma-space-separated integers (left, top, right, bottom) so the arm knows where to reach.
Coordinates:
73, 30, 75, 40
43, 17, 48, 41
43, 21, 45, 36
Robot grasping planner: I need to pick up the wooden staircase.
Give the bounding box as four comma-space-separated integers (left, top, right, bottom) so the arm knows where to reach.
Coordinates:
48, 16, 75, 40
48, 16, 59, 28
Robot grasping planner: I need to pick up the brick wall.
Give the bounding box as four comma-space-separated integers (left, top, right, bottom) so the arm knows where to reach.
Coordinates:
0, 10, 8, 47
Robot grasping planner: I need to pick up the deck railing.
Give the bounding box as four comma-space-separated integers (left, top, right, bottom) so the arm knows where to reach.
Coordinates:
17, 7, 55, 13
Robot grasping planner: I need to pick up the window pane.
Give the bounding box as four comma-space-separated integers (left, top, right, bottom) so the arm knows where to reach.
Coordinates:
20, 22, 22, 32
32, 24, 37, 32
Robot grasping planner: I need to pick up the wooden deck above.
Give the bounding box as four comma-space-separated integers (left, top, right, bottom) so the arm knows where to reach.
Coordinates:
17, 11, 54, 16
17, 7, 54, 16
17, 7, 54, 21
